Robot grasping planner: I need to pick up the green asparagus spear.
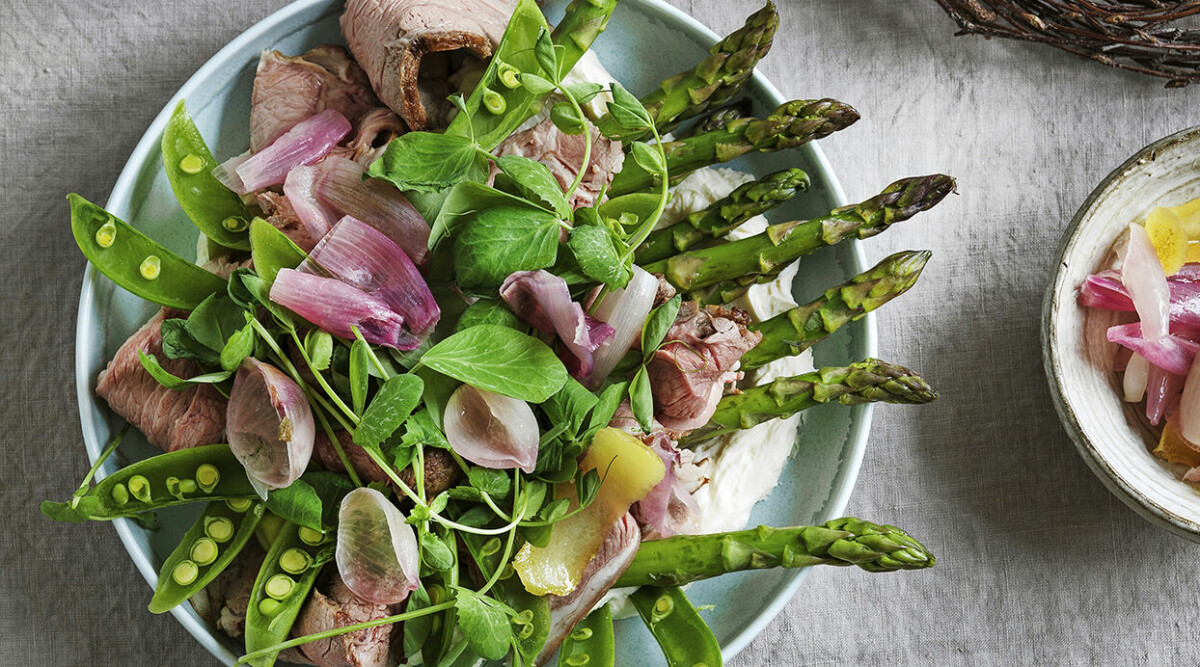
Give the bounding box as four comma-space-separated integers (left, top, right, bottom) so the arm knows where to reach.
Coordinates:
609, 99, 859, 197
738, 250, 932, 370
642, 174, 955, 293
641, 2, 778, 135
635, 168, 811, 264
616, 517, 935, 587
550, 0, 619, 79
681, 359, 937, 444
675, 99, 753, 140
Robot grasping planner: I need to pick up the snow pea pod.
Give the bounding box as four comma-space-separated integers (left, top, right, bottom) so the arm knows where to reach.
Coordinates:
244, 521, 333, 667
41, 444, 256, 523
148, 499, 264, 613
68, 194, 226, 310
557, 604, 614, 667
630, 586, 722, 667
162, 101, 252, 250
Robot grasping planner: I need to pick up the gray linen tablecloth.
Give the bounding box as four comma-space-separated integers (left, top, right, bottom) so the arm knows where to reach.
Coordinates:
5, 1, 1199, 664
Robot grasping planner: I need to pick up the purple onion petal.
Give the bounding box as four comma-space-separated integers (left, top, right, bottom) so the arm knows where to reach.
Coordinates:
284, 164, 339, 242
270, 269, 419, 349
336, 488, 419, 605
234, 110, 351, 193
1107, 322, 1198, 375
226, 357, 315, 495
500, 270, 615, 379
313, 156, 430, 265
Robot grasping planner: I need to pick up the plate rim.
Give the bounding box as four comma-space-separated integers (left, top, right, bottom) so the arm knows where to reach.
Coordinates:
75, 0, 875, 663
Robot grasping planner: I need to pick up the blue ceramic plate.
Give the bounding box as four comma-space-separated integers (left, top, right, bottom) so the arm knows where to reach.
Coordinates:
74, 0, 875, 663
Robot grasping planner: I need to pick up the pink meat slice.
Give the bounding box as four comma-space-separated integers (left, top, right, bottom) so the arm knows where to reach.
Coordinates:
646, 302, 762, 432
250, 46, 381, 153
94, 310, 227, 451
495, 117, 625, 209
341, 0, 516, 130
281, 573, 395, 667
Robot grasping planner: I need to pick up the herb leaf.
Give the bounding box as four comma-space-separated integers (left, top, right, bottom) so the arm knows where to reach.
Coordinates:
219, 320, 255, 372
641, 295, 682, 363
542, 378, 599, 439
137, 351, 232, 390
589, 380, 629, 432
550, 102, 586, 136
631, 141, 667, 175
534, 27, 558, 81
454, 589, 514, 661
455, 300, 524, 333
567, 224, 631, 289
420, 325, 568, 402
630, 367, 654, 433
354, 374, 425, 449
304, 329, 333, 371
349, 339, 370, 416
366, 132, 489, 193
453, 207, 560, 292
265, 478, 323, 531
518, 73, 558, 96
564, 82, 604, 104
608, 82, 653, 131
494, 155, 569, 218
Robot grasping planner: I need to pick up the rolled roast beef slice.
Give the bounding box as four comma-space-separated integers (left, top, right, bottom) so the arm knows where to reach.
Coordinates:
535, 513, 641, 666
250, 46, 380, 152
95, 310, 226, 451
341, 0, 516, 130
282, 572, 395, 667
495, 117, 625, 209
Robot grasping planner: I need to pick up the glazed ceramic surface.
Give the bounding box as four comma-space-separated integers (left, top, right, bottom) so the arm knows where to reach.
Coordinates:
1045, 126, 1200, 543
74, 0, 875, 663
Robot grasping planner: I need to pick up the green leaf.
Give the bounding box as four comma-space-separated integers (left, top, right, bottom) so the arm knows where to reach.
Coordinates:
631, 141, 667, 175
550, 102, 586, 136
265, 479, 323, 531
453, 589, 514, 661
518, 73, 558, 96
402, 409, 451, 450
186, 294, 246, 355
540, 497, 570, 524
137, 351, 232, 390
403, 584, 434, 657
493, 579, 550, 666
420, 325, 568, 403
577, 468, 602, 507
541, 378, 599, 439
563, 82, 604, 104
589, 380, 629, 432
534, 27, 557, 81
630, 367, 654, 433
249, 217, 306, 288
350, 339, 370, 416
305, 329, 333, 372
160, 318, 217, 365
432, 181, 544, 250
232, 270, 294, 328
608, 82, 652, 130
420, 530, 456, 571
453, 207, 560, 292
415, 368, 460, 429
468, 468, 512, 499
366, 132, 489, 194
219, 320, 255, 372
300, 471, 357, 527
355, 374, 425, 449
455, 300, 524, 333
567, 225, 631, 289
494, 155, 569, 218
518, 481, 547, 521
597, 192, 664, 228
641, 295, 682, 363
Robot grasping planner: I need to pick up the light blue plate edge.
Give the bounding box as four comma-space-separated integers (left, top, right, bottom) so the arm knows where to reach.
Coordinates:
72, 0, 875, 663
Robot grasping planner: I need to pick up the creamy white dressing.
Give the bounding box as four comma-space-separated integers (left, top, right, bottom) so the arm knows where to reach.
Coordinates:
601, 167, 815, 618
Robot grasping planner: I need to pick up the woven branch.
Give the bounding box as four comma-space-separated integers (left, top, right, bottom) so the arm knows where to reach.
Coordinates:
933, 1, 1200, 87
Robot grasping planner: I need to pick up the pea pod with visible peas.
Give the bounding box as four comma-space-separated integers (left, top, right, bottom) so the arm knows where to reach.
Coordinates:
148, 499, 264, 613
557, 603, 614, 667
162, 101, 253, 251
630, 586, 722, 667
41, 444, 256, 523
244, 521, 334, 667
68, 194, 226, 310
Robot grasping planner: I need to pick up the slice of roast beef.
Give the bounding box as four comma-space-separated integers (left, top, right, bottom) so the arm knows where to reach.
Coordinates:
341, 0, 516, 130
257, 191, 325, 252
314, 429, 460, 496
250, 46, 380, 152
535, 513, 640, 666
94, 310, 226, 451
281, 572, 395, 667
191, 541, 266, 640
645, 302, 762, 432
494, 117, 624, 209
344, 107, 408, 165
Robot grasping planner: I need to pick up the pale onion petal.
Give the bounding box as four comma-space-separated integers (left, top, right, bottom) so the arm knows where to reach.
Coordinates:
211, 150, 251, 194
444, 385, 538, 473
500, 270, 615, 378
585, 266, 658, 388
226, 357, 315, 495
1124, 353, 1150, 403
336, 488, 419, 605
270, 269, 420, 349
313, 156, 430, 264
283, 164, 339, 241
1123, 223, 1171, 341
233, 110, 351, 193
303, 216, 440, 334
1181, 352, 1200, 443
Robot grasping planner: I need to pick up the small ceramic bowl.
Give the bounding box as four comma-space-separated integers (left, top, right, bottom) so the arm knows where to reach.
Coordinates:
1044, 126, 1200, 542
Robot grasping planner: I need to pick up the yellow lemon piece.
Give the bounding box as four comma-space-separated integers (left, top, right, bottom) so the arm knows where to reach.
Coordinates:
1154, 420, 1200, 468
1169, 196, 1200, 238
1144, 207, 1188, 275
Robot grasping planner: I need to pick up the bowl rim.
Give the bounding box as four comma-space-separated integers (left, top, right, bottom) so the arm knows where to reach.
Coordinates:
1042, 123, 1200, 543
74, 0, 876, 663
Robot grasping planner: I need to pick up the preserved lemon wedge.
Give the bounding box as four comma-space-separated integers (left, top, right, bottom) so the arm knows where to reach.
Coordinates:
1153, 420, 1200, 468
1145, 206, 1188, 275
513, 428, 665, 596
1169, 196, 1200, 238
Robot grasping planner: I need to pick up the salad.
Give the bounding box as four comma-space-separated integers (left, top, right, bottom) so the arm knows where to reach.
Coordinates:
1079, 197, 1200, 478
45, 1, 950, 665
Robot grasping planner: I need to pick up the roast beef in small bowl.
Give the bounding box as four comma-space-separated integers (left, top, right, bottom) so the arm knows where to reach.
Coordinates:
1045, 126, 1200, 542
